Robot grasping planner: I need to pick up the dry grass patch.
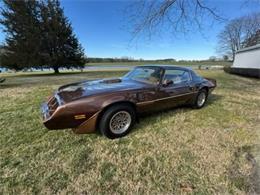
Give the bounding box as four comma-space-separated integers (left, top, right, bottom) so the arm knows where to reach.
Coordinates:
0, 70, 260, 194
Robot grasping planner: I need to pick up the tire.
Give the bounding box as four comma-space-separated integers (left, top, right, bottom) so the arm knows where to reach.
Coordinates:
193, 89, 208, 109
99, 104, 136, 139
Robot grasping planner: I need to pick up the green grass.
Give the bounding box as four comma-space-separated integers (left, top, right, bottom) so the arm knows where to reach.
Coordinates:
0, 70, 259, 194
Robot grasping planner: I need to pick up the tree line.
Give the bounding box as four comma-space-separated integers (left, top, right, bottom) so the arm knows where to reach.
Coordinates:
87, 57, 229, 64
217, 12, 260, 60
87, 57, 177, 63
0, 0, 259, 73
0, 0, 85, 73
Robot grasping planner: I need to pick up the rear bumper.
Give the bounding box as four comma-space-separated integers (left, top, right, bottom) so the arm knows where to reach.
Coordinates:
205, 78, 217, 94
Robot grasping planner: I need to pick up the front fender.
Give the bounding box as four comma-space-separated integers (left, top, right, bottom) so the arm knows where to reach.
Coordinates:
101, 93, 137, 108
68, 92, 138, 133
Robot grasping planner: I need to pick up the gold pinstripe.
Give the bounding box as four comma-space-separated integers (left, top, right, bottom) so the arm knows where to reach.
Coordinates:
136, 91, 197, 105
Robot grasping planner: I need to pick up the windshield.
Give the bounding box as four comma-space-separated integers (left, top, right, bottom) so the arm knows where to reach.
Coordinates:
124, 67, 162, 84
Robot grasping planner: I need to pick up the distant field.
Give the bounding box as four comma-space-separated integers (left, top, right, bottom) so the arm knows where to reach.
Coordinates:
0, 70, 259, 194
0, 62, 230, 75
86, 61, 232, 66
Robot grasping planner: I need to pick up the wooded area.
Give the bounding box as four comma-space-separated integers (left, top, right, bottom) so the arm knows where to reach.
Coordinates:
0, 0, 85, 73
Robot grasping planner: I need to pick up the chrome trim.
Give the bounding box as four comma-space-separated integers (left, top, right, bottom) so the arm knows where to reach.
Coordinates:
54, 93, 63, 105
197, 92, 206, 107
109, 111, 131, 134
41, 94, 65, 122
41, 103, 50, 120
136, 91, 197, 105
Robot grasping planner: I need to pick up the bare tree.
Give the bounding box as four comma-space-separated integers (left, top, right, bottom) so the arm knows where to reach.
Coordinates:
242, 0, 260, 6
242, 13, 260, 41
217, 13, 260, 60
217, 19, 244, 61
126, 0, 223, 40
244, 30, 260, 47
126, 0, 260, 42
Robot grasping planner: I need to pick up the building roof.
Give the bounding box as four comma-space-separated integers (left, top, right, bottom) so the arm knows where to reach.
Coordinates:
236, 44, 260, 54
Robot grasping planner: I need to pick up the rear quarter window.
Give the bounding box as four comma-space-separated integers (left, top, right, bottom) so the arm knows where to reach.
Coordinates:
163, 69, 191, 85
191, 70, 202, 81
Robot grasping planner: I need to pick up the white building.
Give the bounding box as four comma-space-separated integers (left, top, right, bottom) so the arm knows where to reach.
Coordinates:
233, 44, 260, 69
229, 44, 260, 78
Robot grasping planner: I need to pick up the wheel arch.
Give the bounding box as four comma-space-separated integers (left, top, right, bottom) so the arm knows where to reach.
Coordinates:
200, 86, 209, 95
96, 101, 137, 129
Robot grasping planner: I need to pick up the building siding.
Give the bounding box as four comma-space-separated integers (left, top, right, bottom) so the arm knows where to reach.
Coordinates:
233, 45, 260, 69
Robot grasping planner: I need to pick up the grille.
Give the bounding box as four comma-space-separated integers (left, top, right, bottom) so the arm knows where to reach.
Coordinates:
47, 96, 59, 116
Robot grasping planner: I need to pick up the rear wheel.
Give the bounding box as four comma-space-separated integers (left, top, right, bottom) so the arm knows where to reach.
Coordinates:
193, 89, 208, 109
99, 104, 136, 139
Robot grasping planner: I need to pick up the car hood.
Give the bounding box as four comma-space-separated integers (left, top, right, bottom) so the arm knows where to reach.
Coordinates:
56, 78, 148, 104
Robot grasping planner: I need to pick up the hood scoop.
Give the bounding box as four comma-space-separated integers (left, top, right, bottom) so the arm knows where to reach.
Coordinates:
101, 78, 122, 84
55, 78, 145, 104
58, 78, 122, 93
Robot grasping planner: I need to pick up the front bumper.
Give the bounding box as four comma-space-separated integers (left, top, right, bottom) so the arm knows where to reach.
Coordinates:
40, 98, 98, 133
41, 103, 50, 121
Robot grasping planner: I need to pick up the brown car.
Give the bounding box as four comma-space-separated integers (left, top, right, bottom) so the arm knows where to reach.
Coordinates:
41, 65, 216, 138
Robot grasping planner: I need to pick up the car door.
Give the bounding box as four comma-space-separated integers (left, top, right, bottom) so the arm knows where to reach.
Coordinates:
156, 68, 196, 110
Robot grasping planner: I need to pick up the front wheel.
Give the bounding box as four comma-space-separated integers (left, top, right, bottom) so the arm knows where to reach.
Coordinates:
99, 104, 136, 139
193, 89, 208, 109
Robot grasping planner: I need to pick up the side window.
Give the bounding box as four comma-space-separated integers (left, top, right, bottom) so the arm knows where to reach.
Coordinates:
163, 69, 191, 85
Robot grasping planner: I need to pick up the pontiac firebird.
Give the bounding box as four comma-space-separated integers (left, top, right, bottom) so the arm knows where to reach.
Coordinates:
41, 65, 216, 139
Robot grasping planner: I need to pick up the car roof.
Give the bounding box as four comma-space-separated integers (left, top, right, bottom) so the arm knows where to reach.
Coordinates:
137, 65, 193, 71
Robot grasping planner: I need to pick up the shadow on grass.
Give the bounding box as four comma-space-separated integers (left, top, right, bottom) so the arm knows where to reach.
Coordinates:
206, 93, 223, 105
228, 145, 260, 194
0, 83, 22, 89
77, 93, 223, 138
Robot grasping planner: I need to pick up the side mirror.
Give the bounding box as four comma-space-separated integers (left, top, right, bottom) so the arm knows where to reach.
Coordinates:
162, 79, 173, 87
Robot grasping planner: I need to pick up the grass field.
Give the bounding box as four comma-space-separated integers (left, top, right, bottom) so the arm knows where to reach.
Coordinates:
0, 70, 259, 194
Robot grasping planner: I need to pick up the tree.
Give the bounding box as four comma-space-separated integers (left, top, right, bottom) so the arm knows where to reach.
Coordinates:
126, 0, 224, 40
39, 0, 85, 73
222, 55, 229, 61
126, 0, 260, 42
217, 18, 243, 61
0, 45, 4, 67
243, 29, 260, 47
209, 56, 216, 62
0, 0, 42, 70
0, 0, 85, 73
217, 13, 260, 60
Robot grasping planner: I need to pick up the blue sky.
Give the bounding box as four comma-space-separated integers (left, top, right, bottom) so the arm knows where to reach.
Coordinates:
0, 0, 260, 60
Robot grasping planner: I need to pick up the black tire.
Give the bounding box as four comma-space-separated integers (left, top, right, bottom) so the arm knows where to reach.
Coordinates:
99, 103, 136, 139
193, 89, 208, 109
